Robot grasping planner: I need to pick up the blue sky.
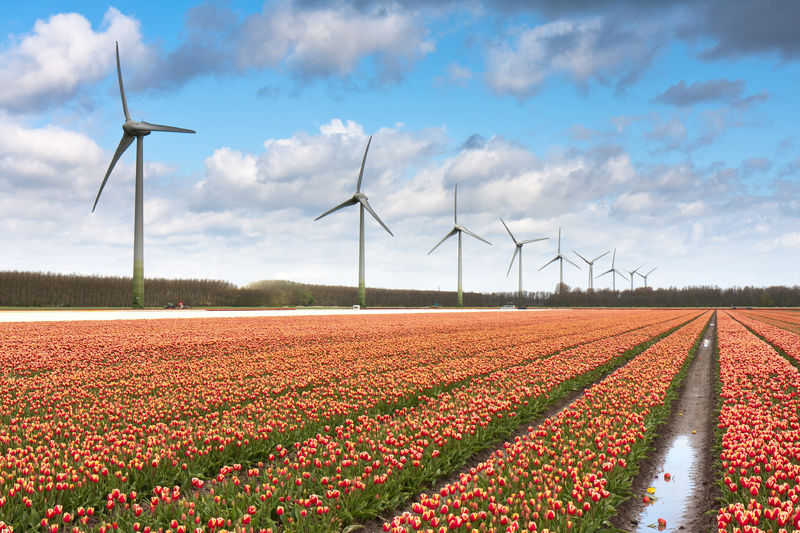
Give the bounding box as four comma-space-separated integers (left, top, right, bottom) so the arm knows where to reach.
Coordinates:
1, 0, 799, 295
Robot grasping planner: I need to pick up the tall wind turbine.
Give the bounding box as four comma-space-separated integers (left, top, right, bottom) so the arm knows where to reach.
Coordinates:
429, 184, 491, 307
315, 136, 393, 308
596, 248, 627, 291
573, 250, 610, 291
638, 266, 658, 288
92, 42, 195, 309
501, 219, 548, 305
625, 264, 646, 291
538, 227, 580, 291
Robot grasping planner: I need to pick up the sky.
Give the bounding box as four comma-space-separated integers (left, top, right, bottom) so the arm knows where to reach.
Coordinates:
1, 0, 799, 295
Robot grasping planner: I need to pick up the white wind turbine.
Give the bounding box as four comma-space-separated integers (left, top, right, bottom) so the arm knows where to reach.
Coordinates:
573, 250, 610, 291
596, 248, 628, 291
625, 264, 646, 291
501, 219, 548, 305
92, 42, 195, 309
429, 184, 491, 307
315, 136, 393, 308
538, 227, 580, 291
638, 267, 658, 288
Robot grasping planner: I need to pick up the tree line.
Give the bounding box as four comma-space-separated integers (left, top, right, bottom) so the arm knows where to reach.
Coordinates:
1, 270, 799, 308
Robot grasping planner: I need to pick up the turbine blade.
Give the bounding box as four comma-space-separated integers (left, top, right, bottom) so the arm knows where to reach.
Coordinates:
116, 42, 130, 121
314, 197, 358, 221
453, 183, 458, 225
428, 228, 458, 255
92, 134, 134, 212
460, 226, 491, 245
557, 227, 561, 253
520, 237, 548, 244
506, 247, 519, 277
615, 270, 629, 281
647, 267, 658, 276
360, 198, 393, 236
573, 250, 590, 264
136, 122, 196, 134
500, 218, 517, 244
538, 256, 559, 271
356, 135, 372, 193
611, 248, 616, 267
592, 250, 611, 262
561, 255, 581, 269
596, 269, 612, 278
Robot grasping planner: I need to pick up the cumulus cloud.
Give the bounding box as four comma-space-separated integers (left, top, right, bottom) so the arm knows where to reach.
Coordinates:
191, 119, 448, 215
0, 116, 104, 191
0, 8, 150, 112
485, 17, 665, 98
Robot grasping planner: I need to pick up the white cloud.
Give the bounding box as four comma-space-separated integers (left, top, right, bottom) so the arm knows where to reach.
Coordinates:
191, 119, 448, 215
0, 8, 149, 112
486, 17, 664, 98
239, 2, 434, 80
613, 191, 655, 214
0, 116, 104, 190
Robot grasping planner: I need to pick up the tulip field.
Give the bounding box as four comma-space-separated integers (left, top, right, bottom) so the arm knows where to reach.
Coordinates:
715, 310, 800, 532
3, 307, 800, 532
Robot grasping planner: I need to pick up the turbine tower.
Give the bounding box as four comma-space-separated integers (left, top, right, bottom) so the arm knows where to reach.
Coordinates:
573, 250, 610, 291
315, 136, 393, 308
92, 42, 195, 309
638, 266, 658, 288
625, 264, 646, 291
429, 184, 491, 307
538, 227, 580, 291
596, 248, 627, 291
501, 218, 548, 306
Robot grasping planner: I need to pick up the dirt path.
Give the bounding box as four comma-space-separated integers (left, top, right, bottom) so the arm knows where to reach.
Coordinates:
610, 314, 718, 532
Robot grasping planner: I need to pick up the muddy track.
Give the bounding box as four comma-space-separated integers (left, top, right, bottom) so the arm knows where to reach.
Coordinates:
609, 313, 719, 532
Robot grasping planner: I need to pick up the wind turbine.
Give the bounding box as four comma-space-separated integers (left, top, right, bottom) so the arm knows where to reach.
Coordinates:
315, 136, 393, 308
501, 218, 548, 305
429, 184, 491, 307
92, 42, 195, 309
573, 250, 610, 291
596, 248, 627, 291
625, 264, 646, 291
638, 267, 658, 288
538, 227, 580, 291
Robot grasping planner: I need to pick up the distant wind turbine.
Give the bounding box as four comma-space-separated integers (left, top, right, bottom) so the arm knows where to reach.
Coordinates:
573, 250, 610, 291
429, 184, 491, 307
625, 264, 646, 291
596, 248, 627, 291
501, 218, 548, 305
315, 136, 393, 308
538, 227, 580, 291
92, 42, 195, 309
638, 266, 658, 288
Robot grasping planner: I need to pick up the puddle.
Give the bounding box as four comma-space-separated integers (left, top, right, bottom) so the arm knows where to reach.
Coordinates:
635, 434, 698, 532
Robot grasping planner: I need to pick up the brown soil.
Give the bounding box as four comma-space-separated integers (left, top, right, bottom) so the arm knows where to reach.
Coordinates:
609, 315, 719, 532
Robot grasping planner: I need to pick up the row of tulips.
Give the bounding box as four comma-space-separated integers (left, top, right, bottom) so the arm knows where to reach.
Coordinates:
737, 309, 800, 336
0, 310, 692, 530
382, 311, 710, 533
730, 310, 800, 365
88, 311, 702, 533
715, 312, 800, 531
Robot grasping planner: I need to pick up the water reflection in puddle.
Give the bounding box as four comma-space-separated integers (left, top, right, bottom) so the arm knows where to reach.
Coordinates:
635, 434, 698, 531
